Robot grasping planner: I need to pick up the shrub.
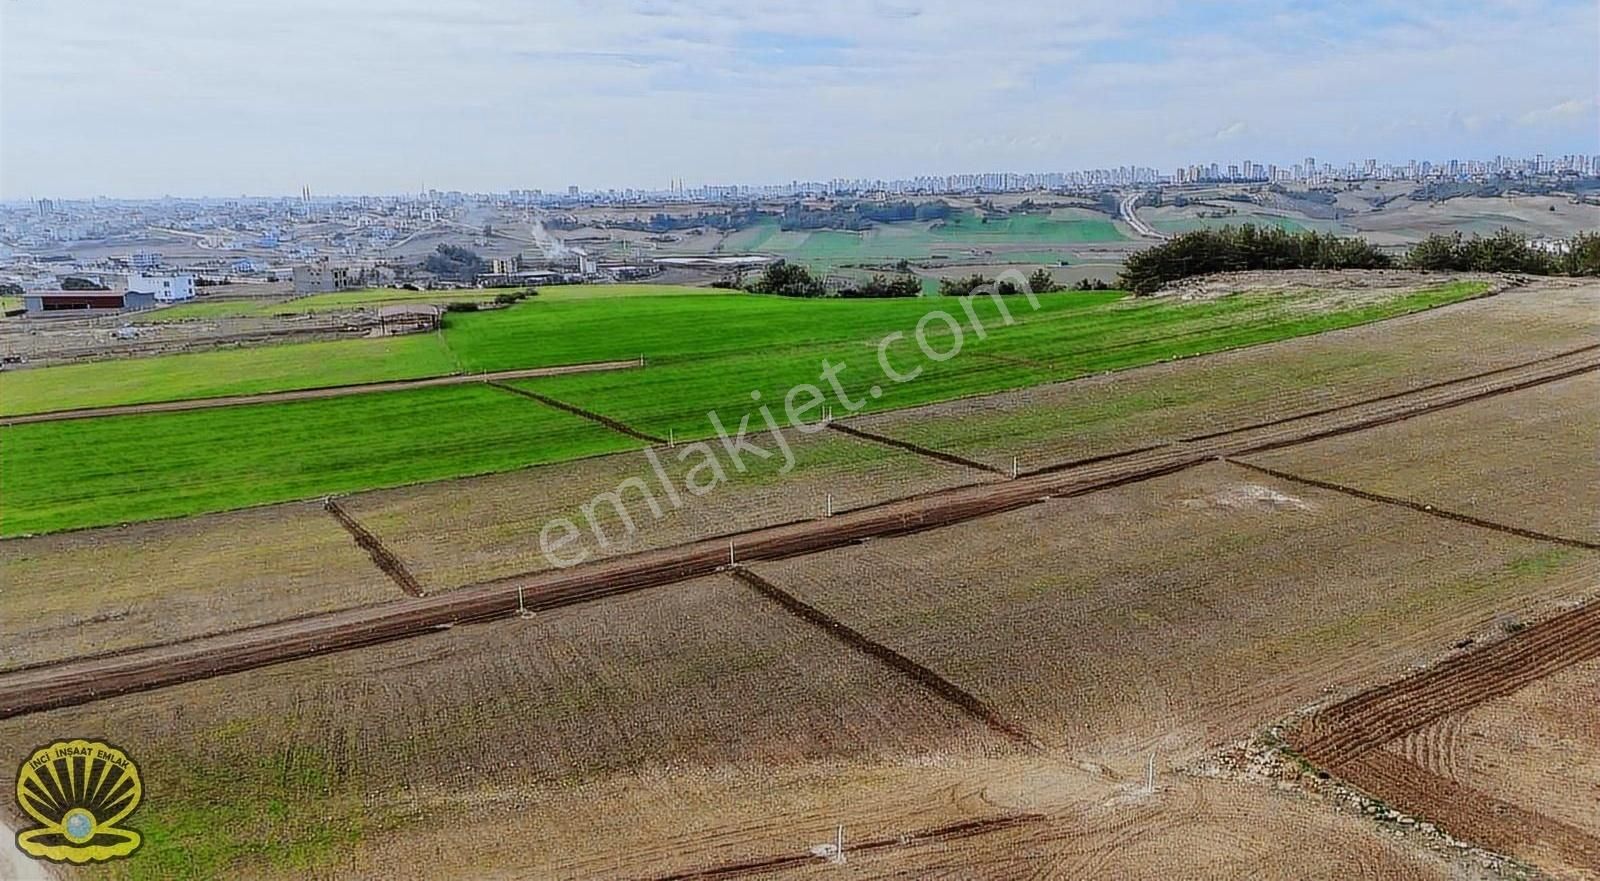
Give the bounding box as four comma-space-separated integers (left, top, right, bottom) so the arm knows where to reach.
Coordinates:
938, 274, 994, 297
445, 301, 480, 313
1117, 225, 1393, 294
1404, 228, 1556, 274
747, 261, 825, 298
1026, 268, 1063, 294
838, 274, 921, 298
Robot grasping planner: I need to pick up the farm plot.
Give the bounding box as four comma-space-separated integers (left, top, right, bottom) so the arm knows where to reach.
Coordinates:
0, 331, 457, 417
854, 279, 1597, 472
0, 575, 1007, 880
0, 279, 1503, 535
750, 461, 1600, 771
1245, 372, 1600, 544
0, 502, 394, 671
770, 776, 1463, 880
521, 282, 1489, 444
0, 384, 638, 535
1388, 656, 1600, 843
340, 426, 993, 590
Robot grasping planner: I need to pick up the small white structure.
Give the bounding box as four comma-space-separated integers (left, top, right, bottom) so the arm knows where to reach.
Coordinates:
126, 272, 195, 302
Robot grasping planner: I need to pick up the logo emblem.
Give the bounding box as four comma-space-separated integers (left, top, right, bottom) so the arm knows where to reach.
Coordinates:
14, 740, 142, 864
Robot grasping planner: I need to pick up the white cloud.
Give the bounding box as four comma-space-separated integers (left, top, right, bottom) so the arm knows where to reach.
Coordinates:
1, 0, 1596, 197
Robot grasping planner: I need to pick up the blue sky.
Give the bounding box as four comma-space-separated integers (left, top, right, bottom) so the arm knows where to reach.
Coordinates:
1, 0, 1595, 197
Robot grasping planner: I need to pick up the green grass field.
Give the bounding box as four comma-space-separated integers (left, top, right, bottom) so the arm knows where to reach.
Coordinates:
1, 384, 638, 535
716, 211, 1123, 269
0, 281, 1488, 534
137, 288, 503, 322
0, 333, 459, 416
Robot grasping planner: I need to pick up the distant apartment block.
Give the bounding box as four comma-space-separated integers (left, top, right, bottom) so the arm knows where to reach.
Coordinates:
293, 259, 360, 294
130, 250, 162, 270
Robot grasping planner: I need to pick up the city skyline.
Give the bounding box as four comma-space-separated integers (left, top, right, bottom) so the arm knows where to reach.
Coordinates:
8, 148, 1593, 205
3, 0, 1596, 199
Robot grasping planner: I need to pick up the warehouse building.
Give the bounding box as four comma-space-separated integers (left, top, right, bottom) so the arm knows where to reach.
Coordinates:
22, 290, 156, 314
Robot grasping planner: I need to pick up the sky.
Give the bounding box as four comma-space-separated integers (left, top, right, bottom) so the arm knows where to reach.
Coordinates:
1, 0, 1596, 198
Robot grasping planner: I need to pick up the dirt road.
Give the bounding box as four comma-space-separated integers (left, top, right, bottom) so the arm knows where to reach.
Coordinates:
0, 359, 641, 425
0, 345, 1594, 719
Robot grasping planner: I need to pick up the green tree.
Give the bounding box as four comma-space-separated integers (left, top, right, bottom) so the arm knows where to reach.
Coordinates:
747, 261, 825, 298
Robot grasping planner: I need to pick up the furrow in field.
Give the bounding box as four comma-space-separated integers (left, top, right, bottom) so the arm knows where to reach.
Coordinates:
728, 567, 1040, 748
0, 344, 1588, 717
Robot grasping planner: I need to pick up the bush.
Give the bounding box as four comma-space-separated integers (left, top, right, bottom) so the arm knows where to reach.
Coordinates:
1561, 231, 1600, 276
837, 274, 921, 298
1117, 225, 1393, 294
1027, 268, 1062, 294
493, 287, 536, 305
938, 274, 993, 297
1073, 278, 1113, 290
444, 301, 480, 313
1404, 228, 1555, 274
746, 261, 826, 298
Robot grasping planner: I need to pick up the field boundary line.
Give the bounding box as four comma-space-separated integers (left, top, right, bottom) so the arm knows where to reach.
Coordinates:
827, 421, 1006, 475
0, 359, 643, 425
484, 381, 667, 444
640, 811, 1048, 880
3, 344, 1591, 716
1294, 598, 1600, 762
322, 498, 426, 597
1178, 342, 1600, 444
1333, 749, 1600, 871
727, 567, 1041, 748
1225, 358, 1600, 458
1226, 459, 1600, 550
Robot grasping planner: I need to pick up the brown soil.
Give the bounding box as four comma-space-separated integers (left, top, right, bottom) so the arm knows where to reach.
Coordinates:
1247, 371, 1600, 543
2, 345, 1593, 718
755, 462, 1599, 769
856, 280, 1600, 472
0, 502, 394, 672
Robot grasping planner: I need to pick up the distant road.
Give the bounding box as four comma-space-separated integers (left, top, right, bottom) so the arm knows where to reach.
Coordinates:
1119, 192, 1168, 240
0, 359, 641, 425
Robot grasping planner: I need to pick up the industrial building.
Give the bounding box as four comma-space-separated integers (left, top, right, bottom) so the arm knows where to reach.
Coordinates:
22, 290, 156, 314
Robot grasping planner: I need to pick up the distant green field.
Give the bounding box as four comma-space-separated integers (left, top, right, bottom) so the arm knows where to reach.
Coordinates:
0, 281, 1488, 534
718, 211, 1123, 269
0, 385, 637, 535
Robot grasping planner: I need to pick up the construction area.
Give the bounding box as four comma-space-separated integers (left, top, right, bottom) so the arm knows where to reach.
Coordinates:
0, 274, 1596, 880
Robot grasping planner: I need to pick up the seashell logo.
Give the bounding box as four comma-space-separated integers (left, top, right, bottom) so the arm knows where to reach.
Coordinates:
14, 740, 143, 864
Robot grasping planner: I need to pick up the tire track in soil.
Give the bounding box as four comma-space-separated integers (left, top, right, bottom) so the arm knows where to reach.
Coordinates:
1288, 597, 1600, 873
826, 421, 1006, 476
1, 345, 1595, 719
640, 812, 1047, 881
1337, 749, 1600, 873
0, 359, 644, 425
1226, 459, 1600, 550
322, 498, 426, 598
726, 567, 1041, 749
1295, 598, 1600, 764
484, 380, 666, 444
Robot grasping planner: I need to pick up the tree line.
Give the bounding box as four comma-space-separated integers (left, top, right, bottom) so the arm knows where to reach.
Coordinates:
1116, 225, 1600, 294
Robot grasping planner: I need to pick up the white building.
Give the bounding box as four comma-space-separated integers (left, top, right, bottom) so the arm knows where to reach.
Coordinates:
126, 272, 196, 302
130, 250, 162, 270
